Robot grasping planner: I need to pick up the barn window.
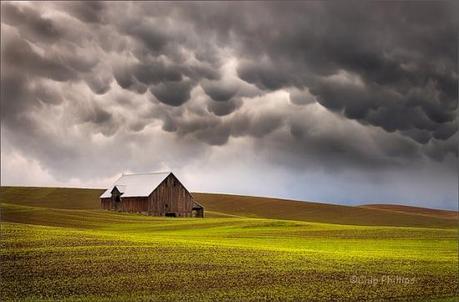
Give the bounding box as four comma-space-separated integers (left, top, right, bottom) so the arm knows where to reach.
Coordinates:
115, 195, 121, 203
165, 204, 168, 208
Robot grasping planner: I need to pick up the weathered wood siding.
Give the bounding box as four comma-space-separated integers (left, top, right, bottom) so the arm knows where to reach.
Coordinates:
148, 173, 194, 217
100, 196, 148, 212
100, 173, 200, 217
120, 197, 149, 213
101, 198, 111, 210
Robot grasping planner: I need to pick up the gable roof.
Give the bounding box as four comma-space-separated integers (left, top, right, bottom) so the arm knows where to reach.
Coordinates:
112, 185, 126, 194
100, 172, 171, 198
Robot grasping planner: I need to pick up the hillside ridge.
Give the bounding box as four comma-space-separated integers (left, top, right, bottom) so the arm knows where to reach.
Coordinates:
1, 186, 457, 228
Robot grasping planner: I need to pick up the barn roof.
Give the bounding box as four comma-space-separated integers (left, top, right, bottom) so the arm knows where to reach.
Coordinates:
192, 200, 204, 209
100, 172, 171, 198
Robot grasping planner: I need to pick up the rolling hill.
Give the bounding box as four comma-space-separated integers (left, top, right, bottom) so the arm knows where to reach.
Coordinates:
360, 204, 458, 219
0, 186, 457, 228
193, 192, 457, 228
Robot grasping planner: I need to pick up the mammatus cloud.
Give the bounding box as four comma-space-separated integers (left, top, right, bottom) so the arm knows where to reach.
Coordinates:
1, 1, 457, 209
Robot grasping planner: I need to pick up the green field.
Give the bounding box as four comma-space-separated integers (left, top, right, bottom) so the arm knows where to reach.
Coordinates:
1, 187, 458, 301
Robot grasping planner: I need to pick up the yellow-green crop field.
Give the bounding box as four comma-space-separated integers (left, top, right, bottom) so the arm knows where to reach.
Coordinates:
1, 187, 457, 301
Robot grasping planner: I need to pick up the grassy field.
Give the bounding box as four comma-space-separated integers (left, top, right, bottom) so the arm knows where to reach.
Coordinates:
1, 187, 458, 301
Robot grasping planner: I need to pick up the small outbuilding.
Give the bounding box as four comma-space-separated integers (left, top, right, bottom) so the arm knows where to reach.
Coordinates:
100, 172, 204, 217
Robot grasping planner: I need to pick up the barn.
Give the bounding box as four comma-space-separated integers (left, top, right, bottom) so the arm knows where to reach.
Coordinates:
100, 172, 204, 217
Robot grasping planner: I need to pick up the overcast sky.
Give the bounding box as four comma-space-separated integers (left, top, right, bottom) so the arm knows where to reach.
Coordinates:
1, 1, 457, 209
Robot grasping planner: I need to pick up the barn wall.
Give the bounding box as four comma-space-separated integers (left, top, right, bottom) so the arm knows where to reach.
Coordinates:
120, 197, 149, 213
148, 173, 194, 217
101, 173, 200, 217
101, 198, 111, 210
100, 196, 148, 213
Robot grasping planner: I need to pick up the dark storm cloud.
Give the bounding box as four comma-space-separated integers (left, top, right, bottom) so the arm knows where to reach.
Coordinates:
1, 2, 62, 43
80, 103, 119, 137
1, 26, 75, 132
113, 63, 148, 94
58, 1, 107, 24
289, 88, 316, 106
226, 2, 457, 146
1, 29, 77, 82
121, 19, 170, 54
102, 1, 455, 160
150, 80, 194, 106
207, 98, 242, 116
84, 70, 113, 95
201, 79, 240, 102
133, 61, 183, 85
85, 105, 112, 125
0, 0, 457, 201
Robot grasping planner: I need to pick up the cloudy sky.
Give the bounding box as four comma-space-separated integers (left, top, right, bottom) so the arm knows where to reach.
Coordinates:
1, 1, 457, 209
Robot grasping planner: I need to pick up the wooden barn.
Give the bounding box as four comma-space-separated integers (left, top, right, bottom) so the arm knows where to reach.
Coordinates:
100, 172, 204, 217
